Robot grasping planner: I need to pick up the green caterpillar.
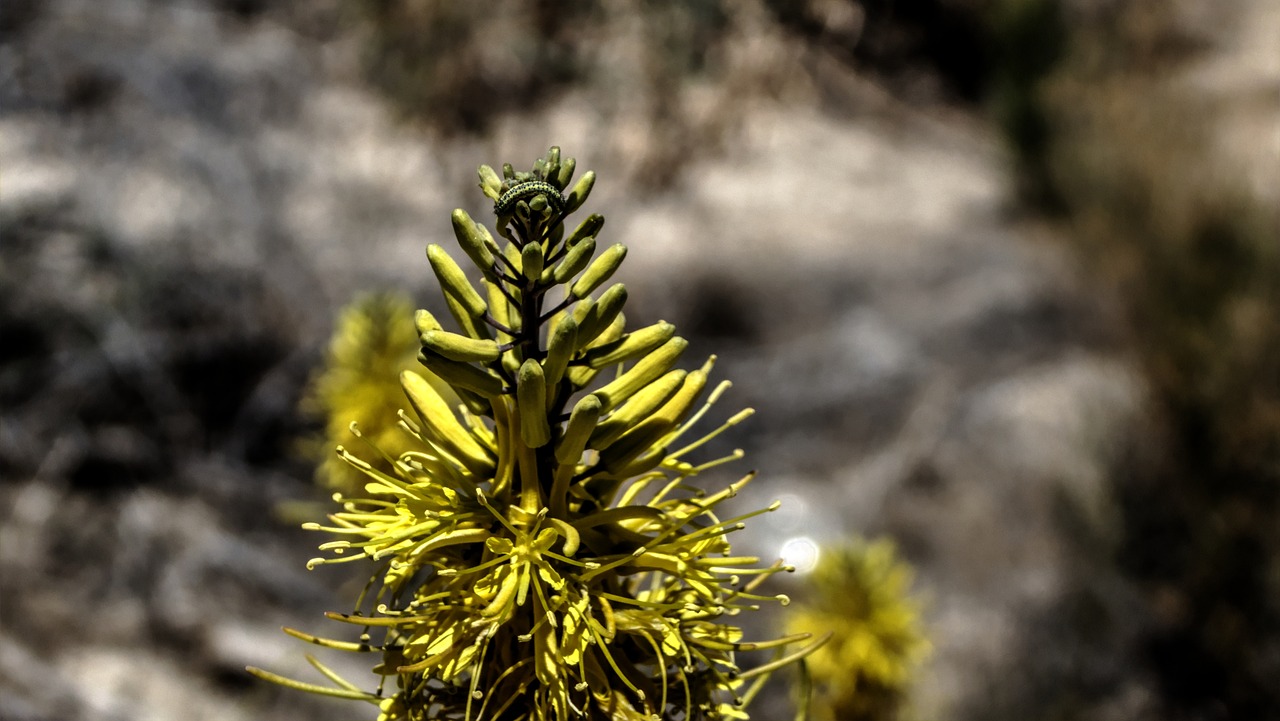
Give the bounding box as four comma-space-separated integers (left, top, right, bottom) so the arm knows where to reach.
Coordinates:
493, 180, 564, 217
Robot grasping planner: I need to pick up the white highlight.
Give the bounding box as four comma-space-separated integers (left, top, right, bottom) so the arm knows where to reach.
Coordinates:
779, 536, 820, 574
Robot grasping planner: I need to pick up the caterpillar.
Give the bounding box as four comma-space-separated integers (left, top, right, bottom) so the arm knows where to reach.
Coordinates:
493, 180, 564, 217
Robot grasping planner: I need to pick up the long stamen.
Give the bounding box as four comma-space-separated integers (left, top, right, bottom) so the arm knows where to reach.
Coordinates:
475, 658, 534, 720
587, 620, 645, 701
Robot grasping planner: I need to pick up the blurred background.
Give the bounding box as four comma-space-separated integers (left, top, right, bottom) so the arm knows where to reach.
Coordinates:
1, 1, 1277, 720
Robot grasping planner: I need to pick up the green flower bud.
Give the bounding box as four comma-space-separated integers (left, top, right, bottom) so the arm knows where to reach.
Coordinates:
575, 283, 627, 348
543, 315, 577, 392
555, 393, 601, 465
555, 157, 576, 189
581, 321, 676, 369
419, 329, 500, 363
521, 241, 544, 282
451, 209, 498, 281
552, 237, 596, 285
517, 359, 550, 448
426, 244, 487, 319
564, 170, 595, 213
414, 308, 443, 336
593, 337, 688, 412
417, 349, 504, 398
442, 292, 492, 341
478, 164, 504, 200
589, 369, 686, 450
570, 243, 627, 299
400, 370, 492, 474
564, 213, 604, 248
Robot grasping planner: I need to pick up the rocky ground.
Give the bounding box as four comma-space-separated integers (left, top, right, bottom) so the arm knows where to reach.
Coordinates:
1, 1, 1275, 720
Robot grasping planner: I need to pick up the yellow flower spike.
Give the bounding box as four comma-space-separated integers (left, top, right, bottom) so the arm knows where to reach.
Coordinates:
787, 537, 930, 721
303, 292, 425, 494
257, 148, 819, 721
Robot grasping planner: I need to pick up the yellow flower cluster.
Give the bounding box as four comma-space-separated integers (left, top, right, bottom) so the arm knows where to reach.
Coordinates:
251, 148, 823, 720
304, 292, 457, 492
786, 538, 930, 721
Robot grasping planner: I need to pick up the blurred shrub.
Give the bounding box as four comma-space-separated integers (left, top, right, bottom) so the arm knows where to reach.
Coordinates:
351, 0, 590, 134
990, 0, 1280, 715
346, 0, 1081, 191
347, 0, 1062, 188
764, 0, 994, 103
787, 537, 930, 721
983, 0, 1066, 207
347, 0, 739, 187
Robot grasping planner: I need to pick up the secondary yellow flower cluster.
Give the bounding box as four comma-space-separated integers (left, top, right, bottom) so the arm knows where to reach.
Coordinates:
251, 148, 823, 720
786, 538, 930, 721
303, 292, 449, 492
